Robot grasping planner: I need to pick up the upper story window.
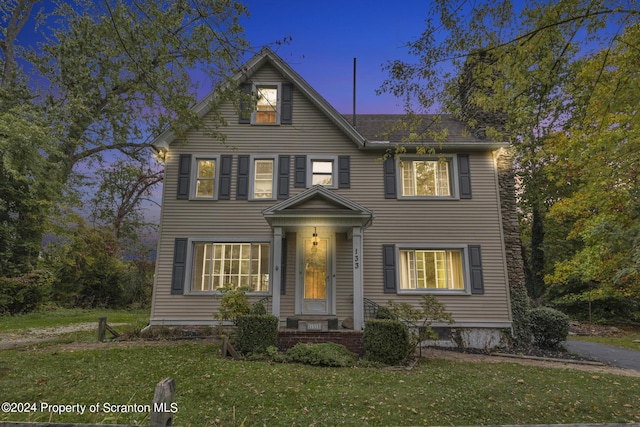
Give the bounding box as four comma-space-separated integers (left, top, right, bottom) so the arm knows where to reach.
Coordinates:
255, 86, 278, 124
194, 158, 217, 198
239, 82, 292, 126
400, 159, 451, 197
311, 160, 334, 186
252, 158, 275, 199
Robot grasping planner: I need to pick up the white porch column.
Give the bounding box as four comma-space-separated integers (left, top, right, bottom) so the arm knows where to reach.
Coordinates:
352, 226, 364, 330
271, 227, 283, 319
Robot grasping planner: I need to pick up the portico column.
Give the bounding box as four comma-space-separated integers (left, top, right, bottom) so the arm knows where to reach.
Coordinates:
352, 226, 364, 330
271, 227, 283, 319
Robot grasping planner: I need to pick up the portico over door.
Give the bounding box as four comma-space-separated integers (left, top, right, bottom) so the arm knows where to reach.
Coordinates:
297, 231, 334, 315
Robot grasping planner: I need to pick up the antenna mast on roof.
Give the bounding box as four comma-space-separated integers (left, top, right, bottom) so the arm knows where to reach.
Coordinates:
353, 57, 356, 128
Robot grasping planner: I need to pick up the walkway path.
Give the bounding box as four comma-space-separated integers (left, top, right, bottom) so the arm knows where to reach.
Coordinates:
564, 340, 640, 371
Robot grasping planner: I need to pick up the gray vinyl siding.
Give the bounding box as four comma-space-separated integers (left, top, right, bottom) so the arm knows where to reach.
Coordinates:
150, 62, 511, 326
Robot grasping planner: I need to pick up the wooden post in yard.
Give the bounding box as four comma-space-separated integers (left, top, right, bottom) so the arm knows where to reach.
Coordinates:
150, 377, 176, 427
98, 317, 107, 342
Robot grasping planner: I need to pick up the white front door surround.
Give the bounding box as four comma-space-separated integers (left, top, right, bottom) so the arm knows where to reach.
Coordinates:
263, 186, 374, 330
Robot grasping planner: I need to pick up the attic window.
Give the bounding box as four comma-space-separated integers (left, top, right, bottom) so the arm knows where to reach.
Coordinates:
255, 85, 278, 124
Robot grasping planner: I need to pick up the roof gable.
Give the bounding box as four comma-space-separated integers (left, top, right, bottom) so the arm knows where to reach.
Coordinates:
263, 185, 373, 216
153, 47, 366, 150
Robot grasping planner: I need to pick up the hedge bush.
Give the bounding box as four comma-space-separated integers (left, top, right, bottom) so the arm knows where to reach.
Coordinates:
363, 319, 412, 365
0, 270, 52, 315
285, 342, 357, 367
234, 314, 279, 354
528, 306, 569, 349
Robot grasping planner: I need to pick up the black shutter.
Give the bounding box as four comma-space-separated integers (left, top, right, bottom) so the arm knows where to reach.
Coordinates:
277, 155, 290, 199
177, 154, 191, 199
280, 238, 287, 295
383, 158, 397, 199
458, 154, 472, 199
219, 155, 233, 200
469, 245, 484, 294
239, 83, 252, 124
171, 238, 188, 294
294, 155, 307, 188
338, 155, 351, 189
382, 244, 397, 293
236, 155, 250, 200
281, 83, 293, 125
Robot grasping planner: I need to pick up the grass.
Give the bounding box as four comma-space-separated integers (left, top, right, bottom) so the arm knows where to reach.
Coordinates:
0, 307, 150, 333
1, 342, 639, 426
568, 326, 640, 351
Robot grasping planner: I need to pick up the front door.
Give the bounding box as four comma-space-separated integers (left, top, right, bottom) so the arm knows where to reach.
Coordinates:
297, 232, 333, 315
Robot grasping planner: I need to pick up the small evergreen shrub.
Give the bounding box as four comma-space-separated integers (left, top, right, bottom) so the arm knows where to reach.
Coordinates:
528, 306, 570, 349
234, 314, 279, 354
374, 306, 395, 320
250, 301, 267, 315
285, 342, 357, 367
363, 319, 412, 365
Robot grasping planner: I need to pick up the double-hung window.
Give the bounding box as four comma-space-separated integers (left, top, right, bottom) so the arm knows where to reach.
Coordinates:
400, 158, 452, 197
194, 158, 217, 199
399, 248, 464, 291
307, 156, 337, 188
252, 158, 276, 199
191, 242, 270, 292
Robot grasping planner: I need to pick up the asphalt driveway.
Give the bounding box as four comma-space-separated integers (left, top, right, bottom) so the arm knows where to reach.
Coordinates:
564, 340, 640, 371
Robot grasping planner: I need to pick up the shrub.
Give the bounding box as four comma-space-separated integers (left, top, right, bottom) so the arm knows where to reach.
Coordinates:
0, 270, 52, 315
250, 301, 267, 315
374, 306, 395, 320
363, 319, 412, 365
510, 283, 532, 347
234, 314, 279, 354
285, 342, 357, 367
214, 287, 251, 324
528, 306, 570, 349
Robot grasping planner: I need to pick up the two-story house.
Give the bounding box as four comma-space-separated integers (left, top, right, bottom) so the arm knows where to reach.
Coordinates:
149, 47, 516, 349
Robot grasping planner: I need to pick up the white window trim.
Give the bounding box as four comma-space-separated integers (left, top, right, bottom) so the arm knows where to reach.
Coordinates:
249, 155, 278, 201
397, 154, 459, 200
395, 244, 471, 295
307, 155, 338, 189
190, 155, 220, 200
184, 237, 273, 295
251, 82, 282, 125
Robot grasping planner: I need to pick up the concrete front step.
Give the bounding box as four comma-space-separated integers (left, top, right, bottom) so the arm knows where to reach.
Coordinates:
285, 316, 340, 331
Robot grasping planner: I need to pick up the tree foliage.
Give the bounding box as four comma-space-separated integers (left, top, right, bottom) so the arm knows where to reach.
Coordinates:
0, 0, 253, 279
380, 0, 640, 320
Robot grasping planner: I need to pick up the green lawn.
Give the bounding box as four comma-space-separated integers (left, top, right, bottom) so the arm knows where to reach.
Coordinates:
569, 327, 640, 351
1, 342, 638, 427
0, 308, 149, 333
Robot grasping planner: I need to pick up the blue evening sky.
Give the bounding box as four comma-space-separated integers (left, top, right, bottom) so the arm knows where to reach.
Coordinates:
238, 0, 432, 114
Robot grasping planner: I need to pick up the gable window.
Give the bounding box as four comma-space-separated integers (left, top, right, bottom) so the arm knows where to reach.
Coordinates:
252, 158, 275, 199
400, 249, 463, 291
255, 86, 278, 124
195, 159, 217, 198
192, 242, 270, 292
400, 159, 451, 197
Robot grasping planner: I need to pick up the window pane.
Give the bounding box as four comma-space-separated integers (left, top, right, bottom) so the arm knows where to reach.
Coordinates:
313, 161, 333, 174
197, 160, 215, 178
196, 179, 214, 197
415, 161, 437, 196
195, 242, 270, 292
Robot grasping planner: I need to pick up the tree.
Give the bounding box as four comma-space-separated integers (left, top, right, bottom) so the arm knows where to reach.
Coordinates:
1, 0, 253, 276
543, 24, 640, 320
379, 0, 639, 311
89, 158, 163, 256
